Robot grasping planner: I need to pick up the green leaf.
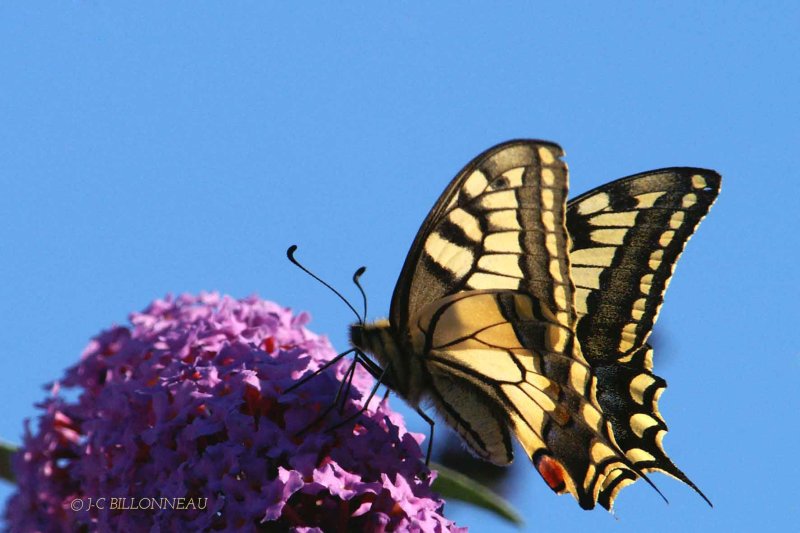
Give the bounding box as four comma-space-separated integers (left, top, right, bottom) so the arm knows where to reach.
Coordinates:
1, 441, 18, 484
430, 461, 523, 526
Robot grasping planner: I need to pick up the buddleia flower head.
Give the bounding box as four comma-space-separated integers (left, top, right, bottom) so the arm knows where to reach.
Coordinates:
5, 293, 464, 532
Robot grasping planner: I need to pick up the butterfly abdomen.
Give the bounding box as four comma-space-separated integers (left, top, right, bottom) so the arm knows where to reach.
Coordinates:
349, 320, 428, 405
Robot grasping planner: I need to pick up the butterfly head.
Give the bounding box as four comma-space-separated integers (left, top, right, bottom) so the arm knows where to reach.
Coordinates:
349, 319, 423, 402
348, 319, 392, 367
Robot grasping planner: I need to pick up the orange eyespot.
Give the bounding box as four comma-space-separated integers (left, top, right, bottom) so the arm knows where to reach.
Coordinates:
535, 454, 567, 493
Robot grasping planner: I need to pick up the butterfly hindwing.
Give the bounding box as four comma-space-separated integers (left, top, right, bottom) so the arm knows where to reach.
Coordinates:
413, 289, 651, 509
593, 344, 710, 508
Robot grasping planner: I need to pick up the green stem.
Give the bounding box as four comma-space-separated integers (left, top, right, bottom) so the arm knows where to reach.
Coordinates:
430, 461, 523, 526
1, 441, 18, 484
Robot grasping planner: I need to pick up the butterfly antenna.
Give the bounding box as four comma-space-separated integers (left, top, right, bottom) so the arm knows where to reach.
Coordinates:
352, 266, 367, 325
287, 245, 363, 324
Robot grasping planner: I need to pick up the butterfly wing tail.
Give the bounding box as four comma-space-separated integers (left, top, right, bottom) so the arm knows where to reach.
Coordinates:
594, 344, 711, 509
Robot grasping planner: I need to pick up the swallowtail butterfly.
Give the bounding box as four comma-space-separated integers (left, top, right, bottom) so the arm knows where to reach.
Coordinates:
348, 140, 719, 510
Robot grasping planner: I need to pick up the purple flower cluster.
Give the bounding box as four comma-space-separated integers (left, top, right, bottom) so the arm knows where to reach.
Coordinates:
5, 293, 463, 532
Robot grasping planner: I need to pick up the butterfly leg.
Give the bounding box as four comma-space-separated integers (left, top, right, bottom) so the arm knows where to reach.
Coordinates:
338, 359, 360, 414
283, 348, 356, 394
325, 361, 389, 433
337, 350, 386, 414
415, 407, 435, 466
295, 357, 359, 437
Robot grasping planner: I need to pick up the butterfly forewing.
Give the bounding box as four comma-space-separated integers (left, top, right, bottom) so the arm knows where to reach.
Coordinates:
390, 141, 576, 334
567, 168, 721, 363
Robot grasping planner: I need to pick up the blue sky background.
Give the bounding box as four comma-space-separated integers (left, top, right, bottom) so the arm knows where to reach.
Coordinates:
1, 3, 798, 531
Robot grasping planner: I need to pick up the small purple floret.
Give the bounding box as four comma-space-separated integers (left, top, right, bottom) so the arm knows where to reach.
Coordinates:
5, 293, 464, 531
